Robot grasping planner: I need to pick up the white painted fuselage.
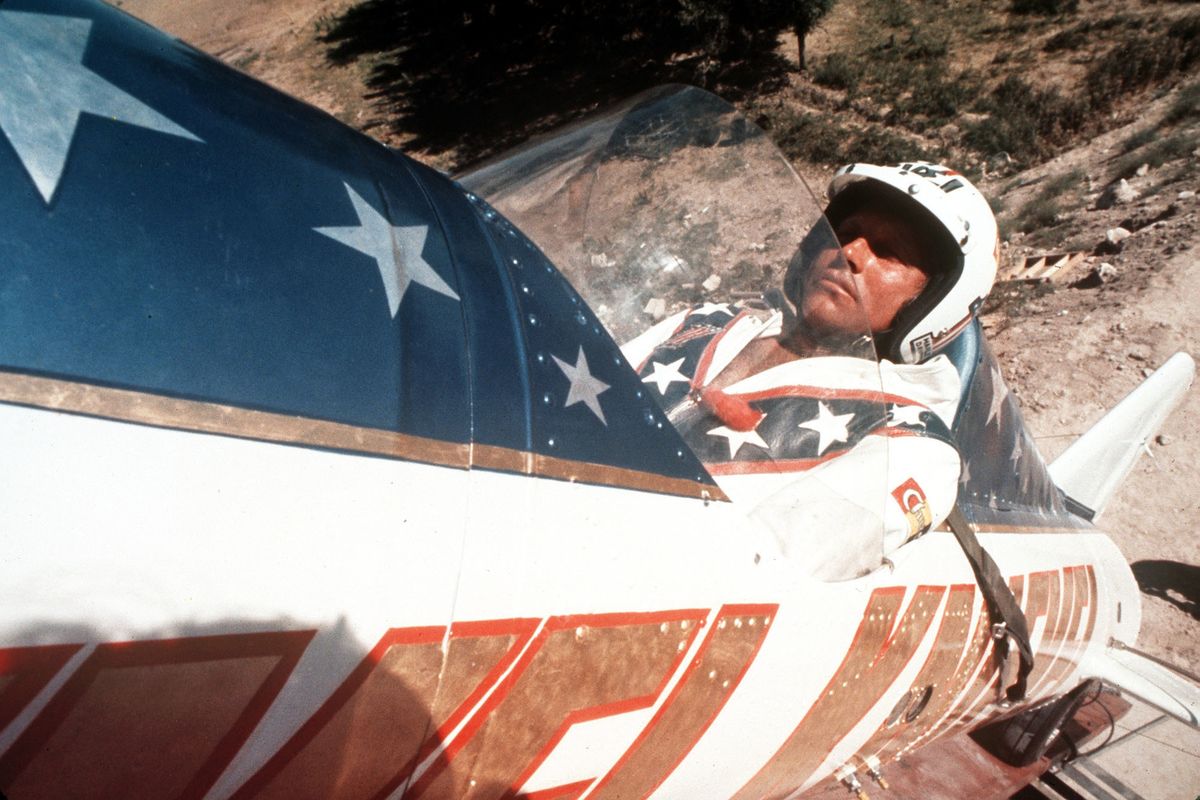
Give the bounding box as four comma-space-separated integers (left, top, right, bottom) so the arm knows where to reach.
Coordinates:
0, 398, 1141, 800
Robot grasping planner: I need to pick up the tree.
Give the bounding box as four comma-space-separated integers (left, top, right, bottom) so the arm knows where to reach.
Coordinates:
791, 0, 836, 71
320, 0, 820, 166
678, 0, 837, 71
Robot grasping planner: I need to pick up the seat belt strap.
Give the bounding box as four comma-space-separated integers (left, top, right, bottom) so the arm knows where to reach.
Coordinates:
946, 504, 1034, 703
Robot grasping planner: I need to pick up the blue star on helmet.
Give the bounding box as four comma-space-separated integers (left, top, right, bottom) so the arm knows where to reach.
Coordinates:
0, 10, 202, 204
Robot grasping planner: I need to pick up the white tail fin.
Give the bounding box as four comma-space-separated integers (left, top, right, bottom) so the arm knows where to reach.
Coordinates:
1084, 641, 1200, 727
1049, 352, 1194, 519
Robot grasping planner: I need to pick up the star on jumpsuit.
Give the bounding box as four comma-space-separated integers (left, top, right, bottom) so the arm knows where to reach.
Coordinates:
0, 11, 202, 204
797, 401, 855, 455
315, 183, 460, 318
889, 404, 927, 428
642, 357, 689, 395
553, 347, 610, 425
707, 424, 769, 459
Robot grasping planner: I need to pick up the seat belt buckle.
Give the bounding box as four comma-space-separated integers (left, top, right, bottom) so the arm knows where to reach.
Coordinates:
991, 623, 1017, 707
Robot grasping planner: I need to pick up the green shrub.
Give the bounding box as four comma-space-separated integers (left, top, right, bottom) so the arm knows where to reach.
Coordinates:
900, 28, 949, 61
813, 53, 863, 93
1088, 44, 1177, 105
850, 126, 929, 164
1042, 28, 1085, 52
865, 59, 919, 107
906, 69, 980, 122
766, 108, 933, 167
1010, 168, 1083, 233
1085, 16, 1200, 109
1041, 168, 1085, 197
1043, 15, 1132, 52
1120, 128, 1158, 154
1112, 132, 1196, 178
965, 76, 1087, 159
1164, 81, 1200, 124
875, 0, 915, 28
769, 110, 850, 164
1014, 195, 1061, 233
1011, 0, 1078, 15
1169, 14, 1200, 61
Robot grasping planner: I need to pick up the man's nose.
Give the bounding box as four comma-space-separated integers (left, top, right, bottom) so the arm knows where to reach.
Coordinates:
841, 236, 873, 274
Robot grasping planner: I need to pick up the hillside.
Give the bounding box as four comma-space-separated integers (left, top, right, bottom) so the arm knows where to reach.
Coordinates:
109, 0, 1200, 672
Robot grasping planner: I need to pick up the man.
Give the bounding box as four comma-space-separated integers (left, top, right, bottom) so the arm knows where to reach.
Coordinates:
622, 162, 999, 579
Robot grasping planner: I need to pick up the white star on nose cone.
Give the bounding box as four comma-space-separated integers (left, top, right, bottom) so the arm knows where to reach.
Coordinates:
1010, 431, 1024, 466
0, 11, 202, 204
642, 357, 689, 394
708, 424, 768, 459
986, 366, 1008, 427
315, 183, 460, 317
797, 401, 854, 455
552, 347, 610, 426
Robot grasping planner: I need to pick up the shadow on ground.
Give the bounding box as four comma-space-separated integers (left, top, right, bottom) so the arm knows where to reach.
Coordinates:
319, 0, 793, 170
1131, 559, 1200, 620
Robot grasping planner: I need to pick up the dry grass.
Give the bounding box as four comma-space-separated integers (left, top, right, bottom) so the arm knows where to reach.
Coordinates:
783, 2, 1200, 174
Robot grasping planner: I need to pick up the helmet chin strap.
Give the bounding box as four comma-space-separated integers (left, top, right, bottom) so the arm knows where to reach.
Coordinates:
874, 317, 910, 360
875, 282, 934, 362
763, 287, 796, 329
870, 329, 895, 360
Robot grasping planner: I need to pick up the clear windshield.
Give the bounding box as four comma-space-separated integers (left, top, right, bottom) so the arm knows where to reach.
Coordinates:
460, 86, 903, 580
460, 85, 877, 353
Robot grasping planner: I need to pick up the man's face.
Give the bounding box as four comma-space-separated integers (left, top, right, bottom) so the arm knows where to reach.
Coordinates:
800, 204, 932, 337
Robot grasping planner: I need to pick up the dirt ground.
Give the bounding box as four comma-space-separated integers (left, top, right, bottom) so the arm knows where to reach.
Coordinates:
107, 0, 1199, 673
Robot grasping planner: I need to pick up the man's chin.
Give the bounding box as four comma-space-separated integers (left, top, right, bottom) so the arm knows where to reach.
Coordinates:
786, 309, 874, 357
800, 300, 867, 337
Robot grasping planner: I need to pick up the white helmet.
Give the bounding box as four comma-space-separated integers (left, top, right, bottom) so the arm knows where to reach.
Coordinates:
826, 162, 999, 363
